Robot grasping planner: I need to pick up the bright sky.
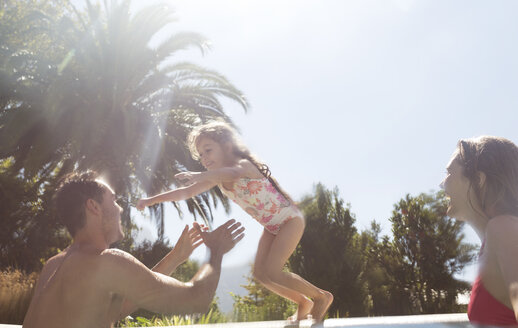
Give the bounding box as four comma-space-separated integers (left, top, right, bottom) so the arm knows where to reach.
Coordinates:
133, 0, 518, 283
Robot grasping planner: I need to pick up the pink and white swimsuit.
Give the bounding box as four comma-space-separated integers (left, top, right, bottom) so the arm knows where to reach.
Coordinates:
219, 177, 302, 235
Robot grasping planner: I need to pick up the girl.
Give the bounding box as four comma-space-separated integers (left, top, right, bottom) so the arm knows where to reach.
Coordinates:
441, 136, 518, 325
137, 121, 333, 322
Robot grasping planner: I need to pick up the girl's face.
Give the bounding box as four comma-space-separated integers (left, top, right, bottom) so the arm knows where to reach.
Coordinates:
196, 137, 231, 170
441, 151, 476, 221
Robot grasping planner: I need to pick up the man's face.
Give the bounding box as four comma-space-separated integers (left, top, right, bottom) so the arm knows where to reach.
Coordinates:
97, 181, 124, 244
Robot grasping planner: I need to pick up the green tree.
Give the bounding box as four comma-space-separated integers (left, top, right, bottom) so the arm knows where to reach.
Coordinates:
386, 191, 476, 314
0, 0, 69, 55
0, 158, 70, 273
290, 183, 368, 317
0, 0, 75, 273
359, 221, 415, 315
232, 271, 296, 322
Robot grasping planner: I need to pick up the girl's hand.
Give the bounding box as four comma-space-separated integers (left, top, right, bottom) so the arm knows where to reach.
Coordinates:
175, 171, 202, 186
174, 224, 208, 263
136, 199, 149, 211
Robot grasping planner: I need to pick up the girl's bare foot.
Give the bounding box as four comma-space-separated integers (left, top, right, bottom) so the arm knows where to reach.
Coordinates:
310, 291, 333, 322
288, 296, 314, 322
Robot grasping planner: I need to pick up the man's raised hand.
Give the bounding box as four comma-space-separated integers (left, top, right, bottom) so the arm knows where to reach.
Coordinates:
194, 219, 245, 256
173, 224, 208, 263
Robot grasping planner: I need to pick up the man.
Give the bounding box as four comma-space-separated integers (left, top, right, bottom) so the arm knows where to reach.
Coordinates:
23, 171, 244, 328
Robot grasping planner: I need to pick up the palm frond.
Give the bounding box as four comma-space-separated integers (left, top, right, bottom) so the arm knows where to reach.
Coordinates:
154, 32, 211, 61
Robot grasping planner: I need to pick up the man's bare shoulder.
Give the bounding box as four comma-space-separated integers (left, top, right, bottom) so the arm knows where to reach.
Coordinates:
95, 248, 173, 307
46, 249, 68, 264
97, 248, 150, 278
99, 248, 142, 265
37, 250, 68, 280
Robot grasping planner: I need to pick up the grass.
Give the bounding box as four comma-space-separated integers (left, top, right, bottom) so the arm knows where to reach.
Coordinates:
0, 269, 38, 324
118, 309, 227, 327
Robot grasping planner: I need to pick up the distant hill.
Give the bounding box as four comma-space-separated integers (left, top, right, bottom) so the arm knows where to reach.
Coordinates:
216, 264, 251, 314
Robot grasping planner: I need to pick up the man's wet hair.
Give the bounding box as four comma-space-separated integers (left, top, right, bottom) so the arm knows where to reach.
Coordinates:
54, 171, 106, 237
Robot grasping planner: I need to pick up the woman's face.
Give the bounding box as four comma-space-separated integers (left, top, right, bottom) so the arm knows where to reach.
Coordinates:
441, 151, 473, 220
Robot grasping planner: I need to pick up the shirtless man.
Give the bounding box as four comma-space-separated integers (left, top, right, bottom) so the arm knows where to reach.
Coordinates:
23, 171, 244, 328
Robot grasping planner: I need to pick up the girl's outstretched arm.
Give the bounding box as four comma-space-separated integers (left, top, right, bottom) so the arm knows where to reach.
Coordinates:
136, 180, 216, 210
175, 160, 256, 186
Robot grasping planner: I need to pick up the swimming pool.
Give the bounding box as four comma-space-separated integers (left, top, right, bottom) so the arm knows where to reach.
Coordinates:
0, 313, 492, 328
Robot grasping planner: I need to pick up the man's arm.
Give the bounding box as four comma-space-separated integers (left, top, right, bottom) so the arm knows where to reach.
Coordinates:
152, 224, 206, 275
116, 224, 206, 318
103, 219, 244, 317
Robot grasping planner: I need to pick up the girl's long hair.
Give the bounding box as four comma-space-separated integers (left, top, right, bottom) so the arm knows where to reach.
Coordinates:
188, 121, 294, 205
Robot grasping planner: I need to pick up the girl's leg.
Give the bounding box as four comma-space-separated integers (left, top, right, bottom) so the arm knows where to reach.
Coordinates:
254, 228, 313, 320
262, 217, 333, 322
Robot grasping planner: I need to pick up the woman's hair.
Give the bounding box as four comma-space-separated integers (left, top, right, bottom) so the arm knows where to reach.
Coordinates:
456, 136, 518, 217
188, 121, 293, 204
53, 171, 105, 237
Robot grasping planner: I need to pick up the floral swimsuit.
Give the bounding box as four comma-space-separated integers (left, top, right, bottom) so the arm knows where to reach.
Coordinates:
219, 177, 302, 235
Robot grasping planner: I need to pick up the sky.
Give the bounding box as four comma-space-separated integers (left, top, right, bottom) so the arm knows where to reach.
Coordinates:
132, 0, 518, 283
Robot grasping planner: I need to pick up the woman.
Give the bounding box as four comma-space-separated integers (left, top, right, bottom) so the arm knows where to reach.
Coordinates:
441, 136, 518, 325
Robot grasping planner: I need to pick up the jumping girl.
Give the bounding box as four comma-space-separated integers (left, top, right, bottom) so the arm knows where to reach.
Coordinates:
137, 121, 333, 322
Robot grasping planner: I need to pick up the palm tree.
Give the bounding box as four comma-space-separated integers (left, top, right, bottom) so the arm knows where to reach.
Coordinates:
0, 0, 249, 243
0, 1, 76, 272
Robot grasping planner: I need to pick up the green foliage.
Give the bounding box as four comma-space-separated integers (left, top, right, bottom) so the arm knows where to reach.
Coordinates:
286, 185, 475, 317
0, 0, 69, 56
232, 271, 296, 322
0, 158, 70, 273
386, 191, 476, 314
119, 305, 226, 327
359, 221, 415, 315
290, 183, 368, 317
357, 191, 476, 315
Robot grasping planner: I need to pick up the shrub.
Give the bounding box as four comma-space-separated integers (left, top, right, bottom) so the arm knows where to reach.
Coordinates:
0, 269, 38, 324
